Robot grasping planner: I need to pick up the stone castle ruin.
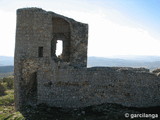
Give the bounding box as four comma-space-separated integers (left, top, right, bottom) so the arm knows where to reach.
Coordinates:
14, 8, 160, 110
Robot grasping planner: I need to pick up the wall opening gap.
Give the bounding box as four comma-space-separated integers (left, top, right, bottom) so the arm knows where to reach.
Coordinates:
38, 47, 43, 57
27, 72, 37, 103
56, 40, 63, 57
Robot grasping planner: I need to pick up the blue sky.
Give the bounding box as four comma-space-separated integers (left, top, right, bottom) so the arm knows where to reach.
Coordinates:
108, 0, 160, 37
0, 0, 160, 57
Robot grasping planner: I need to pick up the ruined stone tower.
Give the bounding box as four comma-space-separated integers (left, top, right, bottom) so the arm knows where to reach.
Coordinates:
14, 8, 88, 110
15, 8, 160, 111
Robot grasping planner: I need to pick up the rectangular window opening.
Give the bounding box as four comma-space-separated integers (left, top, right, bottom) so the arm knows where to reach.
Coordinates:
38, 47, 43, 57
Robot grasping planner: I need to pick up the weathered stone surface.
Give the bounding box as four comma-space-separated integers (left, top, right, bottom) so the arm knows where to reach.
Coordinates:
14, 8, 160, 111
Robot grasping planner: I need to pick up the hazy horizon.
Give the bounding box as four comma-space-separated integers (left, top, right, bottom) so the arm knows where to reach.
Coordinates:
2, 55, 160, 61
1, 56, 160, 70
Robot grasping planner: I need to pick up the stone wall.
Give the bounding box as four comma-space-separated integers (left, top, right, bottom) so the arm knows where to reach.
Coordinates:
15, 8, 160, 111
37, 67, 160, 108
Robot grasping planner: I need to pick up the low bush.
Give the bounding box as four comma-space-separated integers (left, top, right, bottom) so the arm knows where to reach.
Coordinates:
0, 82, 6, 96
2, 76, 14, 89
0, 90, 14, 105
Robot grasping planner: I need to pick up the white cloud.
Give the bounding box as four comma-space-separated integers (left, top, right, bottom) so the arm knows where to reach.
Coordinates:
94, 19, 160, 57
59, 10, 160, 57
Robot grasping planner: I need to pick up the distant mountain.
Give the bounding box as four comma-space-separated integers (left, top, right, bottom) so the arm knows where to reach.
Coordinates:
1, 56, 160, 70
0, 66, 14, 73
109, 55, 160, 62
0, 56, 14, 66
88, 56, 160, 70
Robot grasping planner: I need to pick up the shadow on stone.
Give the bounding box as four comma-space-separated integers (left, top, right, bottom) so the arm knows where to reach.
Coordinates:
20, 103, 160, 120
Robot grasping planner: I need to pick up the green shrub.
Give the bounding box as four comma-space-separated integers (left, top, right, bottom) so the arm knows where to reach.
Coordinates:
2, 77, 14, 89
0, 82, 6, 96
0, 90, 14, 105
